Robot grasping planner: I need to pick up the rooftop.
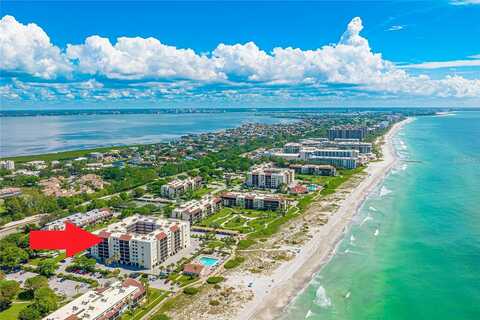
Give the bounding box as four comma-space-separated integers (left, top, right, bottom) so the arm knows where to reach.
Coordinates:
43, 279, 144, 320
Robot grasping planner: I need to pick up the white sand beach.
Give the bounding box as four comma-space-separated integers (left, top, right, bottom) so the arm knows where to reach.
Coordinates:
229, 118, 413, 320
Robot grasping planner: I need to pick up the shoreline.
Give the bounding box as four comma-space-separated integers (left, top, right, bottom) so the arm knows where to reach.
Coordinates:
232, 117, 413, 320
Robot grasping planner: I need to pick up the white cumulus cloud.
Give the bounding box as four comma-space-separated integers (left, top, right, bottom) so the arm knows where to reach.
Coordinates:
1, 14, 480, 102
66, 36, 225, 81
0, 15, 71, 79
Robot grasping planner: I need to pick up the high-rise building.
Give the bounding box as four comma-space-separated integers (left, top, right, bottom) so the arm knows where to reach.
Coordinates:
89, 215, 190, 269
328, 126, 368, 141
246, 167, 295, 189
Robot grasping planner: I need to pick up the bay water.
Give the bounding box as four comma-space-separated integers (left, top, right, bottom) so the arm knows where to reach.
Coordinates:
0, 112, 291, 157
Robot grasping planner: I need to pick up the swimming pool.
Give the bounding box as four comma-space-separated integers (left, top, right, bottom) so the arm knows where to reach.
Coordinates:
198, 256, 219, 267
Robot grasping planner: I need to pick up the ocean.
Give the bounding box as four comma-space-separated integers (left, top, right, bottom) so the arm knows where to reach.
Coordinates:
0, 112, 292, 157
283, 112, 480, 319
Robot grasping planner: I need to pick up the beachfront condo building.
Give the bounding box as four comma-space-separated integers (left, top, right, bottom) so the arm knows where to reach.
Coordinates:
42, 279, 145, 320
160, 176, 202, 199
0, 160, 15, 170
43, 208, 116, 230
172, 196, 222, 224
89, 215, 190, 269
289, 164, 337, 176
328, 126, 368, 141
246, 167, 295, 189
221, 191, 288, 211
283, 142, 302, 154
324, 138, 372, 154
299, 148, 359, 169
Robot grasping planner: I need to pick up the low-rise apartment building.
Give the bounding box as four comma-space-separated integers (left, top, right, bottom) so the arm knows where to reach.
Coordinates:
43, 208, 115, 230
299, 148, 359, 169
0, 187, 22, 199
42, 279, 145, 320
0, 160, 15, 170
171, 196, 222, 224
90, 215, 190, 269
324, 138, 372, 154
283, 142, 302, 154
289, 164, 336, 176
221, 192, 288, 211
160, 177, 202, 199
246, 167, 295, 189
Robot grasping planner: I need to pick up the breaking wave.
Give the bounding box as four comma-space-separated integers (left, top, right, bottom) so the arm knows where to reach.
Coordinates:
380, 186, 392, 197
314, 286, 332, 308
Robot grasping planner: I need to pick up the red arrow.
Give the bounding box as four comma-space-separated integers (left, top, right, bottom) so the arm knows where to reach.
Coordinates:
30, 222, 103, 257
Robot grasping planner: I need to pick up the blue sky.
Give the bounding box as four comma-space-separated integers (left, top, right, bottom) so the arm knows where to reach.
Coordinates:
1, 0, 479, 108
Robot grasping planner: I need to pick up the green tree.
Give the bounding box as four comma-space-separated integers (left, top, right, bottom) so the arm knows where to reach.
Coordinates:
0, 279, 20, 300
33, 287, 58, 315
24, 276, 49, 292
37, 259, 58, 277
0, 244, 28, 270
19, 304, 42, 320
72, 255, 96, 273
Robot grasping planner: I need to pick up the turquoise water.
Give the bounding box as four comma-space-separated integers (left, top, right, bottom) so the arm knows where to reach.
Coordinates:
198, 256, 219, 267
284, 112, 480, 320
0, 112, 291, 157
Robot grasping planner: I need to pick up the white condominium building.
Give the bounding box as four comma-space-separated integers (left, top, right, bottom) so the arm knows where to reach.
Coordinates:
171, 196, 222, 224
289, 164, 336, 176
299, 148, 359, 169
324, 138, 373, 154
42, 279, 145, 320
44, 208, 115, 230
90, 215, 190, 269
160, 176, 202, 199
0, 160, 15, 170
283, 142, 302, 154
221, 192, 288, 211
246, 167, 295, 189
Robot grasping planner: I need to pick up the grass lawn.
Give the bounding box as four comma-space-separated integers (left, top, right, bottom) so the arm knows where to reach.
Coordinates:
29, 252, 66, 266
121, 288, 169, 320
194, 167, 365, 240
192, 187, 213, 199
197, 207, 282, 235
0, 302, 30, 320
85, 217, 120, 232
296, 167, 365, 196
3, 145, 134, 163
167, 273, 199, 287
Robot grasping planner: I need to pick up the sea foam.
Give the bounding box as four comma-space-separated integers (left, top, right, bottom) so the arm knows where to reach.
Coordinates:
379, 186, 392, 197
314, 286, 332, 308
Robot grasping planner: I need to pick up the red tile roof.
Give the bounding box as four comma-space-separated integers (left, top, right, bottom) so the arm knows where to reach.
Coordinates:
122, 278, 144, 291
98, 231, 111, 238
155, 232, 167, 240
170, 225, 179, 232
119, 234, 132, 241
183, 263, 204, 275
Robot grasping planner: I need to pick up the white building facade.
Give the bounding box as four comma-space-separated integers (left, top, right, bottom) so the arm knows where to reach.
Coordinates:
89, 215, 190, 269
246, 167, 295, 189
